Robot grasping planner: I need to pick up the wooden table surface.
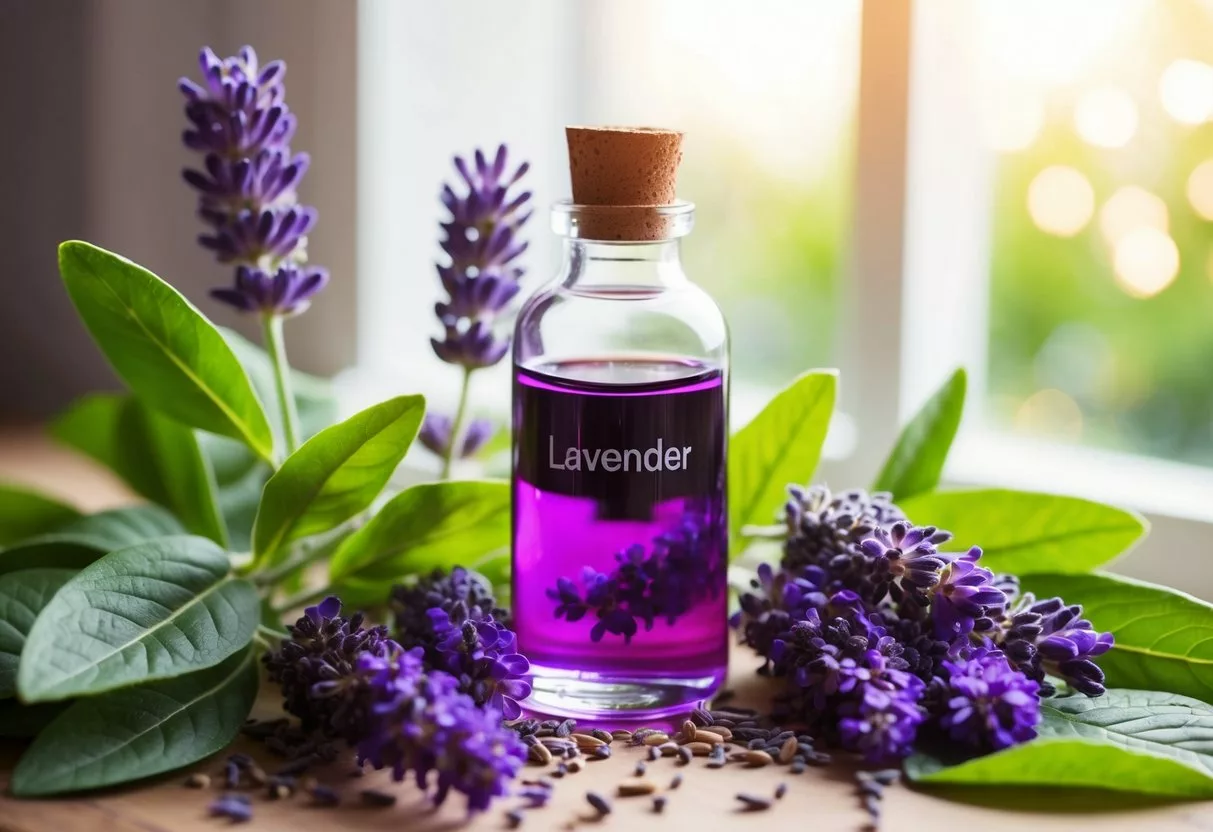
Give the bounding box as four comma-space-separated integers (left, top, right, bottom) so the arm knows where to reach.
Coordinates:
3, 425, 1213, 831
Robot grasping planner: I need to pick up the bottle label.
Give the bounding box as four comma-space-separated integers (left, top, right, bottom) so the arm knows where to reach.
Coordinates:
514, 370, 725, 520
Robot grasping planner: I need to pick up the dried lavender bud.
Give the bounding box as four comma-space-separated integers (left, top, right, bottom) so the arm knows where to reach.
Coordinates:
360, 789, 397, 808
775, 783, 788, 800
806, 751, 833, 766
735, 793, 773, 811
863, 792, 882, 820
669, 773, 683, 790
790, 759, 806, 774
517, 786, 553, 808
567, 758, 584, 773
652, 795, 667, 814
691, 708, 714, 727
647, 746, 660, 761
309, 785, 340, 807
676, 747, 693, 765
633, 761, 647, 777
585, 791, 612, 816
617, 779, 657, 797
591, 745, 612, 760
223, 761, 241, 789
551, 763, 567, 779
556, 719, 576, 737
209, 794, 252, 822
184, 773, 211, 789
506, 809, 525, 829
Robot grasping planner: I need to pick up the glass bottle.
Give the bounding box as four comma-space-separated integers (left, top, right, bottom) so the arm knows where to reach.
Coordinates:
511, 200, 729, 719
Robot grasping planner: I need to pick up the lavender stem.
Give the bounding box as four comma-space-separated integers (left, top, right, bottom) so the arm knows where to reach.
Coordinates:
440, 368, 473, 479
262, 313, 301, 458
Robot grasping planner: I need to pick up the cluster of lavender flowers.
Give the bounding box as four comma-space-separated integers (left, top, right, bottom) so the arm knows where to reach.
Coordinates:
547, 505, 727, 642
180, 46, 326, 316
264, 594, 526, 813
389, 567, 531, 718
734, 485, 1113, 763
421, 146, 532, 472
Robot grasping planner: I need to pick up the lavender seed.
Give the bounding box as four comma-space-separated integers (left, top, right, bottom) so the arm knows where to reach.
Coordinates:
591, 745, 612, 760
775, 783, 788, 800
692, 730, 724, 745
735, 793, 773, 811
742, 750, 773, 767
617, 778, 657, 797
556, 719, 576, 737
790, 759, 806, 774
590, 728, 613, 744
691, 708, 713, 727
360, 789, 397, 808
184, 773, 211, 789
677, 746, 693, 765
506, 808, 525, 828
631, 728, 661, 745
647, 746, 661, 761
747, 738, 767, 750
540, 719, 560, 730
634, 761, 647, 777
611, 730, 633, 742
658, 742, 680, 757
643, 732, 670, 747
762, 745, 783, 758
572, 732, 604, 748
779, 737, 798, 764
528, 743, 553, 765
713, 718, 737, 729
653, 795, 667, 814
567, 758, 584, 773
669, 773, 683, 790
586, 791, 612, 816
684, 742, 714, 756
680, 720, 698, 742
702, 726, 732, 741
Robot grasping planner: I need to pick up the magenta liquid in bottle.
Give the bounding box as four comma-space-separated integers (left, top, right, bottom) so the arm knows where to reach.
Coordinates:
511, 127, 729, 718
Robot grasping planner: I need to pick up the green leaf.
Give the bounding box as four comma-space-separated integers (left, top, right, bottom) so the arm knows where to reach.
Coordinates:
1022, 572, 1213, 703
906, 739, 1213, 799
0, 484, 80, 547
897, 488, 1147, 574
872, 368, 966, 500
909, 688, 1213, 798
52, 394, 227, 545
252, 395, 425, 567
0, 699, 68, 737
0, 569, 76, 698
728, 370, 836, 556
10, 648, 258, 795
328, 480, 510, 608
57, 241, 274, 462
0, 504, 185, 576
18, 535, 259, 702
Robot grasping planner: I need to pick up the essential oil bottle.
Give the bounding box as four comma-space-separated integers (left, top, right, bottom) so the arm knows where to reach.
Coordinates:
512, 126, 729, 718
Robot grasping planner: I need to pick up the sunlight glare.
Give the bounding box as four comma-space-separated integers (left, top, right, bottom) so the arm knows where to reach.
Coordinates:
1098, 186, 1169, 244
1027, 166, 1095, 237
1113, 227, 1180, 298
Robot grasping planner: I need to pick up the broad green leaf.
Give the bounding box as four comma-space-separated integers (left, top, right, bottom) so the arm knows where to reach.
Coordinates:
872, 368, 966, 500
1023, 572, 1213, 703
0, 700, 67, 737
10, 648, 258, 795
905, 738, 1213, 798
897, 488, 1146, 574
0, 504, 185, 576
52, 394, 227, 545
728, 370, 836, 556
0, 569, 75, 698
253, 395, 425, 567
57, 241, 274, 462
328, 480, 509, 608
0, 484, 80, 547
18, 535, 259, 702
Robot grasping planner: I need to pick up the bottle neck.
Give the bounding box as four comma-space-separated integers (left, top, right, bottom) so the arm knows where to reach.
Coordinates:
560, 239, 688, 291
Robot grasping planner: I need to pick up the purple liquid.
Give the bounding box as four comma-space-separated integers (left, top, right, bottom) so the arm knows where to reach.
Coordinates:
512, 357, 728, 718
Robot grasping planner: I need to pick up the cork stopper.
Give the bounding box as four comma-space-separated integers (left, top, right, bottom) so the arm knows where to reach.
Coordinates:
565, 126, 685, 241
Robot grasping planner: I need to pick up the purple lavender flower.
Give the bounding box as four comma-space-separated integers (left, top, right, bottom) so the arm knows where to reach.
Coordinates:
428, 610, 532, 719
390, 567, 511, 659
548, 507, 726, 642
994, 593, 1113, 696
431, 146, 531, 370
837, 676, 925, 764
356, 651, 526, 813
928, 546, 1008, 643
932, 649, 1039, 751
262, 596, 399, 744
418, 413, 495, 460
858, 521, 951, 604
180, 46, 326, 315
782, 485, 905, 574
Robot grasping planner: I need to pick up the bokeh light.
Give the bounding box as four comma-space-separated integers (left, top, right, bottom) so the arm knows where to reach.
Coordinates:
1113, 227, 1180, 297
1013, 388, 1085, 441
1074, 86, 1138, 147
1187, 159, 1213, 219
1098, 186, 1169, 244
1027, 166, 1096, 236
1159, 58, 1213, 124
981, 89, 1046, 153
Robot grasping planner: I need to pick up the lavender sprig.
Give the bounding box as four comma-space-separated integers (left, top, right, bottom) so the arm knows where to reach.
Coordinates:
429, 145, 531, 478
